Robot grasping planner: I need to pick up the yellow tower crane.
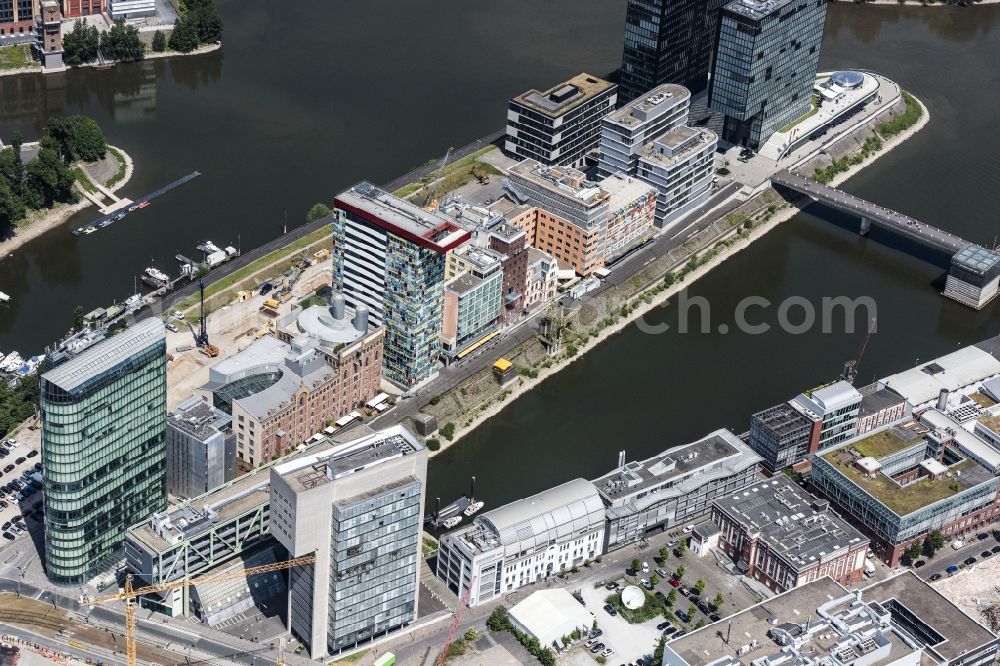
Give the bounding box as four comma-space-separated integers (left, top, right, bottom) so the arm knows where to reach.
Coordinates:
85, 552, 317, 666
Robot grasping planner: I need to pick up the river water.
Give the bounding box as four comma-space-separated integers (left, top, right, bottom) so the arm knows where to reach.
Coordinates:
0, 2, 998, 508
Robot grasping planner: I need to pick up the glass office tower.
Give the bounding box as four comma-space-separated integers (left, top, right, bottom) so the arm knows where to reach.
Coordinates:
708, 0, 828, 150
41, 318, 167, 585
619, 0, 725, 103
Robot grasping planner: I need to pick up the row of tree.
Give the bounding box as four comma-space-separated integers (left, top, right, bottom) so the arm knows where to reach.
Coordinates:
0, 116, 108, 229
62, 0, 223, 64
167, 0, 224, 53
63, 19, 144, 67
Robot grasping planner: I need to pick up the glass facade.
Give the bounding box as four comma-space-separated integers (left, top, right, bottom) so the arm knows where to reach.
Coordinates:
327, 479, 421, 654
709, 0, 828, 149
619, 0, 724, 103
41, 324, 167, 585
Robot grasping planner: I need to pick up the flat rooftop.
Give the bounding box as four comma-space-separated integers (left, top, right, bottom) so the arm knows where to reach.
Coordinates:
512, 72, 614, 118
273, 424, 424, 494
446, 271, 485, 297
453, 244, 503, 273
593, 429, 749, 500
665, 577, 850, 665
637, 126, 717, 169
715, 477, 868, 569
335, 181, 470, 253
864, 572, 1000, 662
127, 426, 377, 554
820, 425, 995, 516
43, 318, 164, 392
858, 386, 906, 417
604, 83, 690, 129
507, 160, 605, 207
168, 396, 230, 442
723, 0, 797, 21
753, 402, 812, 437
598, 173, 655, 211
879, 335, 1000, 405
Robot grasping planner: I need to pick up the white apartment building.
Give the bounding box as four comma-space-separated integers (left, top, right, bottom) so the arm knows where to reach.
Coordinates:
598, 83, 691, 178
435, 479, 605, 607
636, 125, 718, 229
792, 380, 862, 452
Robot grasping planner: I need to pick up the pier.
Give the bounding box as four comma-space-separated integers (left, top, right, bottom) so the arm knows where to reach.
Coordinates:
772, 169, 1000, 309
73, 171, 202, 236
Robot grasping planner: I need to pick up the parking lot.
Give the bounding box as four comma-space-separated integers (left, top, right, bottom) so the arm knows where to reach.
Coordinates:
564, 531, 761, 666
0, 434, 43, 543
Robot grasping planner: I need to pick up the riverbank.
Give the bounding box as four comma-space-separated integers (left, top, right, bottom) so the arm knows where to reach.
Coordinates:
423, 93, 931, 456
0, 144, 135, 262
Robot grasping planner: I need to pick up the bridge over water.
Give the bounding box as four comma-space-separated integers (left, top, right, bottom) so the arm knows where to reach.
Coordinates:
771, 169, 970, 254
771, 169, 1000, 309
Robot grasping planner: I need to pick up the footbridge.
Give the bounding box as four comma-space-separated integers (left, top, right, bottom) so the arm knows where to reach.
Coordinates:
771, 169, 1000, 310
771, 169, 969, 254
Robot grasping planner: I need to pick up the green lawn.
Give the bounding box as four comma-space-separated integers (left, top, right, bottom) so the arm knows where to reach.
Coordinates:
852, 429, 915, 458
106, 147, 128, 188
0, 44, 34, 70
393, 145, 498, 200
70, 167, 97, 194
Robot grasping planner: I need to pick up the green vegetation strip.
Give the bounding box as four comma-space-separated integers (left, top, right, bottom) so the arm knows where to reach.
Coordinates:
812, 91, 922, 184
393, 145, 499, 200
0, 45, 34, 70
175, 224, 332, 312
70, 166, 97, 194
106, 147, 128, 188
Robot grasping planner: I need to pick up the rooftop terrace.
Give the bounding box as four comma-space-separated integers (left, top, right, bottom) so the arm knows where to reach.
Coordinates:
821, 428, 988, 516
512, 72, 614, 118
603, 83, 690, 129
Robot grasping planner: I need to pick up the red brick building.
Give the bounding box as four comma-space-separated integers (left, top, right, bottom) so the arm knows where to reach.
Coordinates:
1, 0, 38, 37
61, 0, 102, 18
712, 476, 869, 593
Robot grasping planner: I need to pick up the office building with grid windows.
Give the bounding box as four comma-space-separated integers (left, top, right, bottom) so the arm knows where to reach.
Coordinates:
504, 73, 617, 168
441, 246, 504, 362
619, 0, 724, 103
708, 0, 828, 150
40, 318, 167, 586
597, 83, 691, 179
333, 182, 470, 388
269, 425, 428, 658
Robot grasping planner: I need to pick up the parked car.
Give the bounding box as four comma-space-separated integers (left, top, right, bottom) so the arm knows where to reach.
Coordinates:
964, 557, 977, 566
3, 465, 13, 473
600, 648, 615, 658
655, 567, 668, 578
977, 532, 989, 541
640, 578, 652, 590
675, 610, 689, 623
605, 582, 618, 591
585, 639, 599, 649
662, 625, 678, 636
642, 561, 650, 573
14, 457, 25, 465
929, 573, 942, 582
668, 578, 681, 588
603, 604, 617, 616
165, 322, 179, 333
2, 532, 14, 541
710, 614, 722, 623
657, 622, 672, 631
952, 540, 965, 550
682, 525, 693, 534
590, 643, 605, 654
913, 560, 925, 568
992, 545, 1000, 554
982, 550, 993, 559
679, 587, 690, 597
1, 521, 10, 530
946, 565, 959, 575
589, 629, 603, 639
259, 282, 273, 295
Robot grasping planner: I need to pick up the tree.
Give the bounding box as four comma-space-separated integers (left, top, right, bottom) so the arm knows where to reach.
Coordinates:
101, 19, 144, 62
72, 305, 86, 332
650, 574, 660, 586
168, 17, 199, 53
151, 29, 167, 52
10, 131, 22, 160
694, 579, 706, 595
659, 547, 669, 562
47, 115, 107, 163
677, 538, 688, 557
653, 636, 666, 664
23, 145, 76, 208
926, 530, 946, 555
713, 591, 725, 611
667, 589, 677, 607
306, 202, 331, 223
487, 606, 511, 632
631, 559, 641, 574
676, 565, 686, 580
191, 4, 223, 43
440, 422, 456, 441
463, 627, 477, 642
62, 20, 100, 66
686, 603, 697, 622
425, 438, 441, 451
0, 177, 25, 228
905, 541, 923, 564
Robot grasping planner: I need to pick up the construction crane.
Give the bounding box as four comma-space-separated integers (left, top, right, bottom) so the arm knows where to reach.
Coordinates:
841, 316, 877, 384
422, 146, 453, 208
84, 552, 317, 666
435, 575, 476, 666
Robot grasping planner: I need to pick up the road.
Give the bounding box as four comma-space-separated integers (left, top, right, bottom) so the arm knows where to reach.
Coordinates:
911, 530, 1000, 581
771, 169, 970, 254
373, 180, 744, 428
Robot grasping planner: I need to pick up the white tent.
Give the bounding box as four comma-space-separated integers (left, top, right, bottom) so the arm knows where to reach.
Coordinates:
508, 588, 595, 649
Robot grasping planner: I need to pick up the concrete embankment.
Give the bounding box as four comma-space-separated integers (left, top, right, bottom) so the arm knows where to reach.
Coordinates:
418, 92, 930, 457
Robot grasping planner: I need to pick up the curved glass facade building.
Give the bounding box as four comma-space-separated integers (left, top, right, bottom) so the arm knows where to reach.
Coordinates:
41, 319, 168, 586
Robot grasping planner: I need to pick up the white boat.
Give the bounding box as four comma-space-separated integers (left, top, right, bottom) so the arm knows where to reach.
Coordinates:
1, 352, 23, 373
442, 516, 462, 529
463, 501, 484, 517
0, 291, 9, 303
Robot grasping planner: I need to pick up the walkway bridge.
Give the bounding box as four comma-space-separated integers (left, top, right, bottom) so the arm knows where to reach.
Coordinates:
771, 169, 969, 254
771, 169, 1000, 310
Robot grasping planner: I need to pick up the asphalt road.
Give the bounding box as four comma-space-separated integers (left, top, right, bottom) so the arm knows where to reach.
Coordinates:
912, 530, 1000, 581
374, 180, 744, 427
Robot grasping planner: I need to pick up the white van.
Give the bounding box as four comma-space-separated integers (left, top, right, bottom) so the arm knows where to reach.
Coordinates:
952, 539, 965, 550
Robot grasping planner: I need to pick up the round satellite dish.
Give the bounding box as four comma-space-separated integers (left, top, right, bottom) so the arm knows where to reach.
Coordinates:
830, 70, 864, 89
621, 585, 645, 610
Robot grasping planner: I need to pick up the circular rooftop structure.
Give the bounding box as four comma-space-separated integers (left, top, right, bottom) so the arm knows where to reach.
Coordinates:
621, 585, 645, 610
830, 70, 864, 89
